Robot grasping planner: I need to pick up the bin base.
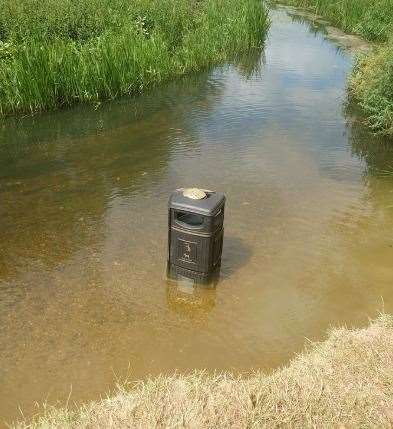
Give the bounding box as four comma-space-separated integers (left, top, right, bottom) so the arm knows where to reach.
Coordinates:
167, 262, 221, 286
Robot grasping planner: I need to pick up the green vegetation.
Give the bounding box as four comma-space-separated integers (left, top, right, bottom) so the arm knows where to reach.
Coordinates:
278, 0, 393, 41
350, 43, 393, 135
14, 315, 393, 428
278, 0, 393, 136
0, 0, 269, 115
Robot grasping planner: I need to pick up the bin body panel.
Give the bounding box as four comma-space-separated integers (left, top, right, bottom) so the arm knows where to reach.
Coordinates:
168, 190, 225, 282
169, 226, 223, 273
212, 228, 224, 267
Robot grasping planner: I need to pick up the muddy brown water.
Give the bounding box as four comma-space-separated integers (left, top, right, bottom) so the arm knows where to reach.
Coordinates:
1, 8, 393, 426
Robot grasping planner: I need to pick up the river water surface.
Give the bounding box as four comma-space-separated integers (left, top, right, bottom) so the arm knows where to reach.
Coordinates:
1, 8, 393, 425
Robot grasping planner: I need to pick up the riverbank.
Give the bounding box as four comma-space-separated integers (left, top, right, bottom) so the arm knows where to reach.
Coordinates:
275, 0, 393, 136
14, 315, 393, 428
0, 0, 269, 115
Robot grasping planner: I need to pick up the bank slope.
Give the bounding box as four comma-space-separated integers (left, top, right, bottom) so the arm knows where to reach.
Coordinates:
15, 315, 393, 428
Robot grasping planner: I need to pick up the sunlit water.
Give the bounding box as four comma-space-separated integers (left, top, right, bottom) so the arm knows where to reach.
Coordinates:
1, 8, 393, 425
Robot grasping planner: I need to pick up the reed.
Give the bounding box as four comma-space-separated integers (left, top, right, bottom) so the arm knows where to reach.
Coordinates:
0, 0, 269, 115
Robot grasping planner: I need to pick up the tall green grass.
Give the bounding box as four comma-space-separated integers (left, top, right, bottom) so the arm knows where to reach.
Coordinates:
279, 0, 393, 42
0, 0, 269, 115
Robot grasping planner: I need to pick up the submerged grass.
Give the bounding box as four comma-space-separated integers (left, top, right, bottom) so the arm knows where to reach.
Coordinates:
0, 0, 269, 115
277, 0, 393, 136
14, 315, 393, 428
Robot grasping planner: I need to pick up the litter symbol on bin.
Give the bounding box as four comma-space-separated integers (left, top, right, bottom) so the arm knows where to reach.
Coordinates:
178, 239, 197, 264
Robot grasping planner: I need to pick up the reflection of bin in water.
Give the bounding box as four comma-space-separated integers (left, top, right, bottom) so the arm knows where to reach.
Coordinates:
166, 277, 216, 317
167, 188, 225, 283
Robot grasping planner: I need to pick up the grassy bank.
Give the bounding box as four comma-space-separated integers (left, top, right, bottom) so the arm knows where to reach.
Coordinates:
15, 315, 393, 428
350, 42, 393, 135
277, 0, 393, 41
277, 0, 393, 136
0, 0, 269, 115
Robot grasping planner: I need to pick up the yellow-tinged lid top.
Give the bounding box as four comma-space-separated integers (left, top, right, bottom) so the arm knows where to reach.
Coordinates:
182, 188, 207, 200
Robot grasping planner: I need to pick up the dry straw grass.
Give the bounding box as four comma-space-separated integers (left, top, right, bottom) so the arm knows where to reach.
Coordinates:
15, 314, 393, 428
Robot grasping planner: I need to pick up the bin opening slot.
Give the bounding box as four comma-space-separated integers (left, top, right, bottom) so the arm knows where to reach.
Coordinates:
176, 211, 204, 227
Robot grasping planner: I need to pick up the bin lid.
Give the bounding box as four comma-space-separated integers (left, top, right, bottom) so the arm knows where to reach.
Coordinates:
169, 189, 225, 216
182, 188, 207, 200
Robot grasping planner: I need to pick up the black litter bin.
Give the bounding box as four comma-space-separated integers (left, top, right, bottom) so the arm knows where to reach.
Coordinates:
167, 188, 225, 283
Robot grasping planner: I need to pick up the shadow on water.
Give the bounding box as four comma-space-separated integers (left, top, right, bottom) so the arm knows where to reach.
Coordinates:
286, 12, 329, 38
0, 69, 223, 150
346, 103, 393, 177
232, 47, 266, 80
221, 236, 253, 280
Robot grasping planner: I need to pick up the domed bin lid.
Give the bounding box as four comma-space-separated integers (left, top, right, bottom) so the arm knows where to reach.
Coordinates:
169, 189, 225, 216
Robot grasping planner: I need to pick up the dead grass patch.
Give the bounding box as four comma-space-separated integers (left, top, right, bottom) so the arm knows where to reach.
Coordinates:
15, 314, 393, 428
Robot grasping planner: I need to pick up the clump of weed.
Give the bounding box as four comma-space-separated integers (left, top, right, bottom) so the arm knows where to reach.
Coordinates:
350, 42, 393, 135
